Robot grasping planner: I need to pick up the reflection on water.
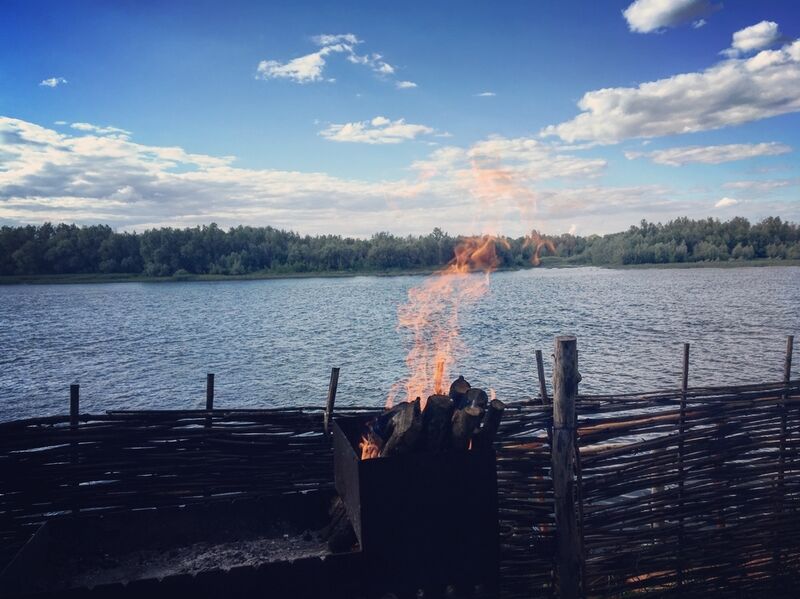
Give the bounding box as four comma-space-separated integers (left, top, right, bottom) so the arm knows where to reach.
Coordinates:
0, 266, 798, 421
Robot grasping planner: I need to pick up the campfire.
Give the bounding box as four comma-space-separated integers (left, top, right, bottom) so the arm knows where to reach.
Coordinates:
359, 374, 505, 460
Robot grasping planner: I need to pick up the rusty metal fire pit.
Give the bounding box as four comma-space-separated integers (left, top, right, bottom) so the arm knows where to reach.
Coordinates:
333, 414, 500, 592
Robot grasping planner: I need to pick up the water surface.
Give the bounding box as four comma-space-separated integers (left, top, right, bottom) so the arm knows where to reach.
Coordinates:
1, 267, 798, 421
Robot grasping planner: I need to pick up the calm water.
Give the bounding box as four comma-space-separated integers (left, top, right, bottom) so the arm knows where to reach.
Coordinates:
1, 267, 798, 422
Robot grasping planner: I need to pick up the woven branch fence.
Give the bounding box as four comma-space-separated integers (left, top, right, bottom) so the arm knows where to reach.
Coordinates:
1, 360, 798, 597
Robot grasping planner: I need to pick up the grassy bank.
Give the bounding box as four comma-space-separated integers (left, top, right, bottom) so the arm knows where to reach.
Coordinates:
1, 258, 797, 285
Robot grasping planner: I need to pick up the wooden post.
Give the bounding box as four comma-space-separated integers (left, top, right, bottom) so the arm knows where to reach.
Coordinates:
535, 349, 549, 405
324, 367, 340, 436
70, 384, 79, 427
551, 335, 581, 599
677, 343, 689, 588
206, 373, 215, 411
70, 384, 80, 513
205, 373, 214, 430
775, 335, 794, 577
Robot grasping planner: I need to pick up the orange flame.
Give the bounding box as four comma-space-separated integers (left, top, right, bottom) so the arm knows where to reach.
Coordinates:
360, 433, 381, 460
523, 231, 556, 266
389, 235, 509, 409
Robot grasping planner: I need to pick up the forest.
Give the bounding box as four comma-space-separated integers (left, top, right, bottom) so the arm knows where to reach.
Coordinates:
0, 216, 798, 278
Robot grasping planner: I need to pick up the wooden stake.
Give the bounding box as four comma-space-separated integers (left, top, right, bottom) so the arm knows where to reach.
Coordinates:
70, 384, 79, 428
677, 342, 689, 589
535, 349, 549, 405
551, 336, 581, 599
205, 373, 215, 430
324, 367, 340, 437
69, 383, 80, 514
206, 373, 215, 411
775, 335, 794, 578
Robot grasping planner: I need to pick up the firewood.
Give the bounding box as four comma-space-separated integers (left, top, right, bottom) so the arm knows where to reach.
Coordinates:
466, 388, 489, 410
449, 376, 471, 408
380, 398, 422, 456
373, 402, 406, 441
473, 399, 506, 450
451, 406, 483, 450
422, 394, 454, 452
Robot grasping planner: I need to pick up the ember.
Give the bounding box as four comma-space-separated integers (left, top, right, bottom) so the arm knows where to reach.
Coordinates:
360, 375, 505, 460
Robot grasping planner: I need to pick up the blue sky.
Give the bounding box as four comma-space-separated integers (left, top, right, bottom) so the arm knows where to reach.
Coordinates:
1, 0, 798, 235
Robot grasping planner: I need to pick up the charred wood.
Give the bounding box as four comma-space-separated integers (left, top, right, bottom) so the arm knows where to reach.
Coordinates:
422, 394, 454, 452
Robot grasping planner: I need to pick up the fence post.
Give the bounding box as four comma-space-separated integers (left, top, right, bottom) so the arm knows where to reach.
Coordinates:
535, 349, 549, 405
205, 373, 214, 430
551, 335, 582, 599
324, 367, 340, 437
206, 373, 215, 410
677, 343, 689, 588
70, 384, 80, 514
775, 335, 794, 578
70, 384, 80, 427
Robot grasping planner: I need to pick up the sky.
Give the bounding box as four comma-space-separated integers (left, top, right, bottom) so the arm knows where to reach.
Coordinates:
1, 0, 799, 237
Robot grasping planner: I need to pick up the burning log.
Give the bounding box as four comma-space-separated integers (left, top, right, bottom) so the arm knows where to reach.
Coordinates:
380, 398, 422, 457
473, 399, 506, 450
360, 378, 503, 460
422, 394, 454, 452
449, 375, 471, 408
451, 406, 483, 450
466, 388, 488, 410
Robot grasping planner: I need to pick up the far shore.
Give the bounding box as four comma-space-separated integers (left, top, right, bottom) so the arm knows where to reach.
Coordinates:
1, 258, 798, 286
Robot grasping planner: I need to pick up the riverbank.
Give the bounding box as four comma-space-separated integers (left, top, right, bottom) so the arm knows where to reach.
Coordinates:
1, 258, 797, 285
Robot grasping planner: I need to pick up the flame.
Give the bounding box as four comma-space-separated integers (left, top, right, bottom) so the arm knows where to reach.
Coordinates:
360, 433, 381, 460
389, 235, 509, 409
523, 231, 556, 266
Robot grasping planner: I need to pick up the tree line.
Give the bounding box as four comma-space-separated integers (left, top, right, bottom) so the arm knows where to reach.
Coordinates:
0, 217, 798, 277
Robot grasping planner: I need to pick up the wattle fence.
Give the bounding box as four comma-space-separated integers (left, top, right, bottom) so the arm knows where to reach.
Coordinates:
1, 338, 797, 597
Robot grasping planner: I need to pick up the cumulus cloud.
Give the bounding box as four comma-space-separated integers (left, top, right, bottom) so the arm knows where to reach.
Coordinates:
723, 21, 783, 57
39, 77, 67, 88
625, 142, 792, 166
541, 40, 800, 143
715, 197, 739, 208
256, 34, 403, 85
3, 116, 795, 235
319, 116, 434, 144
396, 80, 417, 89
475, 91, 496, 97
623, 0, 721, 33
70, 122, 132, 138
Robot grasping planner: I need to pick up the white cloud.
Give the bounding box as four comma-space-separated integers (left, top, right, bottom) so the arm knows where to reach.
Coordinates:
257, 34, 403, 85
256, 45, 342, 83
541, 40, 800, 143
692, 19, 707, 29
2, 116, 796, 236
311, 33, 361, 46
39, 77, 67, 88
723, 178, 799, 193
625, 142, 792, 166
70, 122, 132, 138
723, 21, 782, 57
320, 116, 434, 144
396, 80, 417, 89
475, 91, 496, 97
715, 197, 739, 208
622, 0, 721, 33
